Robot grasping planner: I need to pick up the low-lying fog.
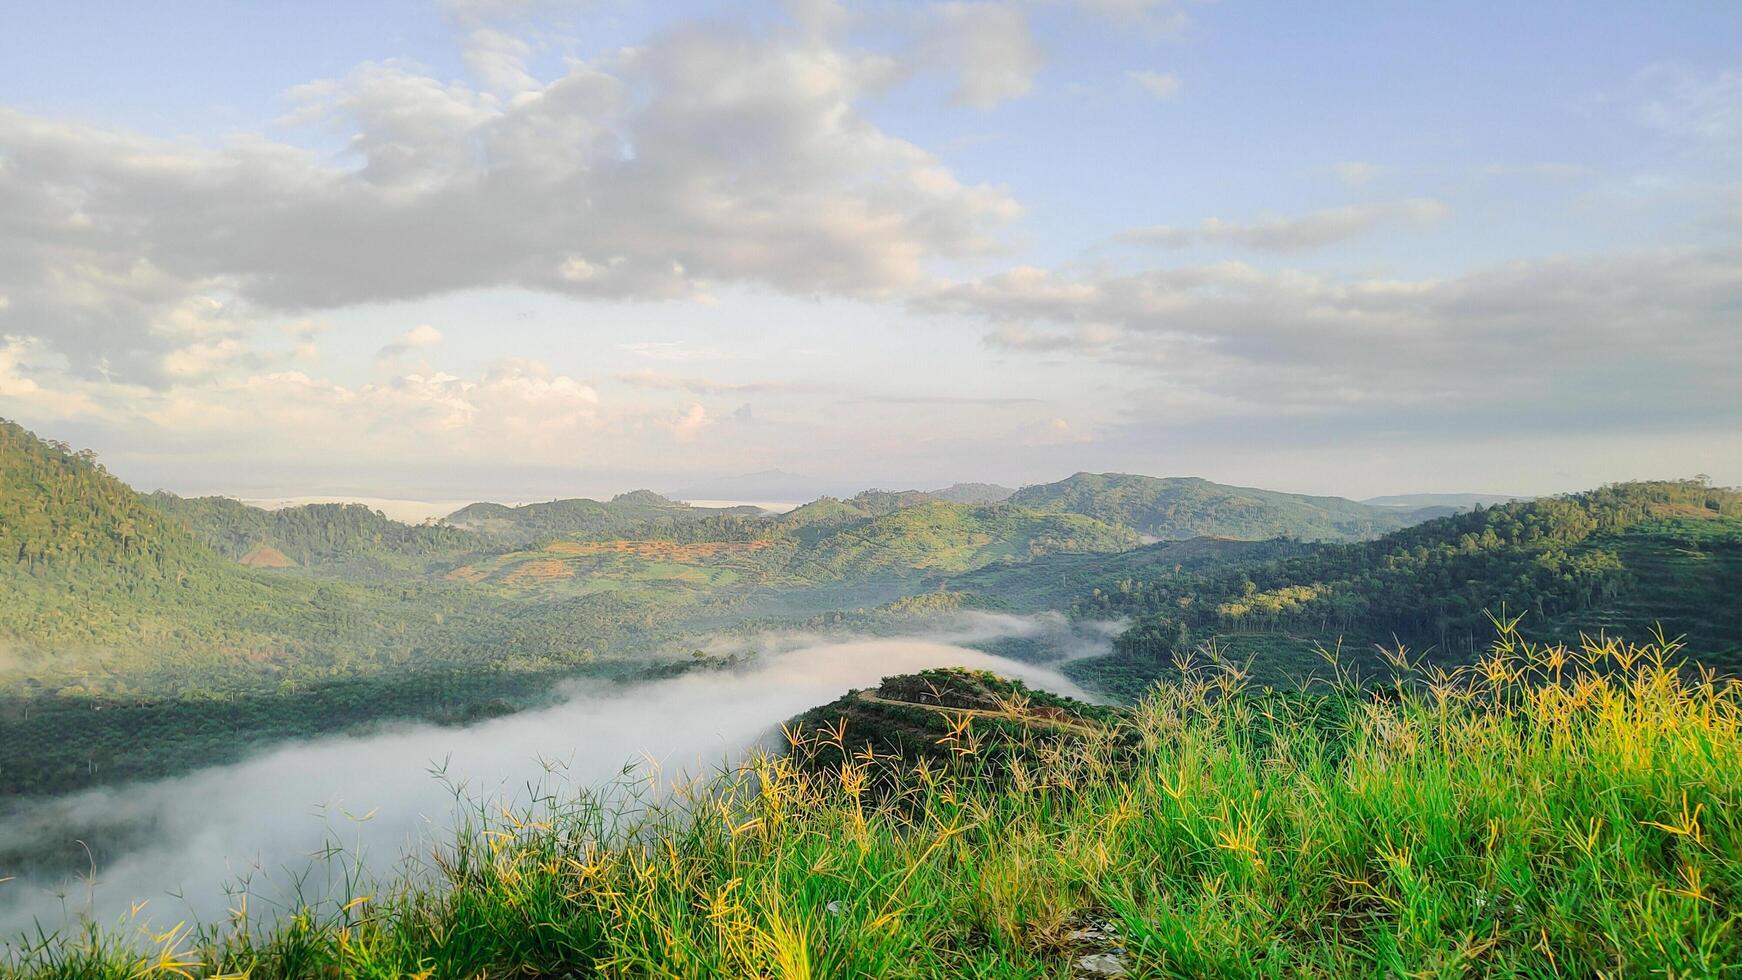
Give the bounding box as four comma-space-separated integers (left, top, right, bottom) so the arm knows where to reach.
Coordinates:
0, 617, 1107, 944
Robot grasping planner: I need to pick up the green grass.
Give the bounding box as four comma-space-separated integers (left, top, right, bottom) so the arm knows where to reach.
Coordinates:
8, 623, 1741, 977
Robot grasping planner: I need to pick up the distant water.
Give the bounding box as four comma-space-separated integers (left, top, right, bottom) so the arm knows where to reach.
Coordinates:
0, 628, 1091, 945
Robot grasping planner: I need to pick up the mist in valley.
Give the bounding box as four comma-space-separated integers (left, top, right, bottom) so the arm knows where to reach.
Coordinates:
0, 617, 1108, 943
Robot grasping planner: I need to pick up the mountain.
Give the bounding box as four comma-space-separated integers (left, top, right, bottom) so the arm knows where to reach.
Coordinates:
147, 493, 482, 578
1010, 473, 1436, 542
927, 482, 1016, 504
789, 502, 1139, 579
445, 492, 765, 544
0, 419, 295, 661
1072, 479, 1742, 690
1363, 492, 1527, 509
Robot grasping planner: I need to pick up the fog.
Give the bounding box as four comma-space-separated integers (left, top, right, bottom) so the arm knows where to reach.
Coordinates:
0, 625, 1099, 944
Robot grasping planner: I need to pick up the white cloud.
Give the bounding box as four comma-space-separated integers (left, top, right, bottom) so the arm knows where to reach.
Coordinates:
1633, 65, 1742, 145
0, 16, 1021, 385
670, 403, 712, 442
1126, 70, 1180, 100
462, 27, 540, 94
920, 3, 1046, 108
376, 324, 446, 362
162, 338, 249, 380
1116, 198, 1450, 252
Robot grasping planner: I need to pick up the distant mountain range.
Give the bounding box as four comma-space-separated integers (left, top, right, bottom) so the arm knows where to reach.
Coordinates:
5, 415, 1739, 797
1362, 492, 1528, 509
1009, 473, 1452, 542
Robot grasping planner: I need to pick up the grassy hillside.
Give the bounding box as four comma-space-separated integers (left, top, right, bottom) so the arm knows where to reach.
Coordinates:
12, 627, 1740, 977
1011, 472, 1445, 541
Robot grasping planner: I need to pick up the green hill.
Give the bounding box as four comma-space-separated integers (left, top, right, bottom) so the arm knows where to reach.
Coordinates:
788, 502, 1139, 579
926, 481, 1016, 504
1070, 479, 1742, 696
446, 492, 765, 544
1011, 472, 1445, 541
449, 502, 1140, 592
787, 667, 1117, 780
146, 493, 483, 578
0, 418, 293, 660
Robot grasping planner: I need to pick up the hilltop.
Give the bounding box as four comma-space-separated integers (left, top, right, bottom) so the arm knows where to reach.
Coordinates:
1010, 472, 1445, 541
1069, 478, 1742, 696
787, 667, 1117, 778
444, 492, 766, 545
147, 493, 483, 579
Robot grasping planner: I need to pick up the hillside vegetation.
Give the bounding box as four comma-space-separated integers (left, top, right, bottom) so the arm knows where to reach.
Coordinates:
145, 493, 483, 578
445, 492, 767, 545
1067, 479, 1742, 698
1012, 473, 1448, 541
11, 626, 1740, 977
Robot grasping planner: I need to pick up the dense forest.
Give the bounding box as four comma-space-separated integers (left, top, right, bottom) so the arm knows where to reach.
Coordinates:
1067, 479, 1742, 693
147, 493, 485, 577
1009, 472, 1455, 541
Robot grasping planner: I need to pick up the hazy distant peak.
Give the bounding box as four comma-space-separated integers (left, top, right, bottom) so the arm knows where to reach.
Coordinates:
610, 489, 677, 506
1362, 492, 1529, 509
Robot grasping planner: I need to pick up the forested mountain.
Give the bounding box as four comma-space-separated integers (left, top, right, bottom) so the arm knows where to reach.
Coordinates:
0, 419, 277, 654
1072, 480, 1742, 675
788, 502, 1138, 578
1, 420, 204, 576
776, 484, 1016, 527
1011, 472, 1447, 541
445, 491, 766, 544
147, 493, 483, 577
924, 482, 1016, 504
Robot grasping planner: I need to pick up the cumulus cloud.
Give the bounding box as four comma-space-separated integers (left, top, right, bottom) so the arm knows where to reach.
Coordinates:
670, 403, 713, 442
1115, 198, 1450, 252
1127, 69, 1181, 100
0, 14, 1021, 385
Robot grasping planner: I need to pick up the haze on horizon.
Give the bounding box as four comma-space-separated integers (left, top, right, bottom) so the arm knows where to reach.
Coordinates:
1, 0, 1738, 503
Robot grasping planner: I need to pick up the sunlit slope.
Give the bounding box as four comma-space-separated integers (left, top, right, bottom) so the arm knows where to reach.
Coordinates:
448, 502, 1140, 590
0, 418, 296, 659
1069, 481, 1742, 697
146, 492, 484, 579
1011, 472, 1449, 541
445, 490, 766, 545
0, 422, 679, 702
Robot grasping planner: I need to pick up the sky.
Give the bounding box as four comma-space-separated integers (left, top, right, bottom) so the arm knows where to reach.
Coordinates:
0, 0, 1738, 502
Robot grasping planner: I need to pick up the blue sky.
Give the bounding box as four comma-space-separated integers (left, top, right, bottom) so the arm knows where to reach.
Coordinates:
0, 0, 1737, 501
